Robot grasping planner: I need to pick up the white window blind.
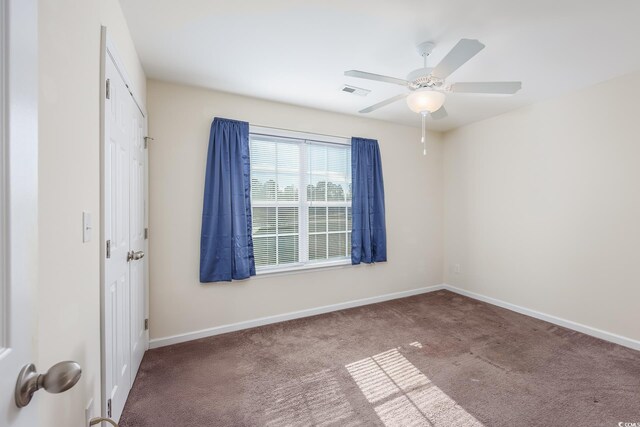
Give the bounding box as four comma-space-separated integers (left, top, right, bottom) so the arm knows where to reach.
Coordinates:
249, 129, 351, 273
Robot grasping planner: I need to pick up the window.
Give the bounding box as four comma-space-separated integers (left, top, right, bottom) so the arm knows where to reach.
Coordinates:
249, 127, 352, 273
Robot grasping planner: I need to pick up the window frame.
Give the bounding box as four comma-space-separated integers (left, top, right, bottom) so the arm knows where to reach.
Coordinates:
249, 126, 352, 275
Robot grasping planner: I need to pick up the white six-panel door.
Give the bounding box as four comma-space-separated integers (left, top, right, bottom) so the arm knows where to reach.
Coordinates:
103, 45, 147, 422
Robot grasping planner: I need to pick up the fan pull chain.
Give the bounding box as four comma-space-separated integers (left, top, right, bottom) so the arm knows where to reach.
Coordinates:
421, 112, 427, 155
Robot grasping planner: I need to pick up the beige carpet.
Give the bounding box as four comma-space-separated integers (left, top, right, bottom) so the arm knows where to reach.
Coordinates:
120, 290, 640, 426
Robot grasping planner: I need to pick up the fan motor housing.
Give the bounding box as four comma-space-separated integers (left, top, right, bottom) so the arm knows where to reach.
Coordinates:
407, 67, 444, 90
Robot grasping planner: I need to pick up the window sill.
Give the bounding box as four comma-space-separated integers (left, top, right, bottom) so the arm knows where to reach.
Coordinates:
254, 259, 353, 278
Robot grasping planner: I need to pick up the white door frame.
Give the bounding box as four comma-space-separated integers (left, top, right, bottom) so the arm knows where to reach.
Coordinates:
0, 0, 39, 425
99, 26, 149, 419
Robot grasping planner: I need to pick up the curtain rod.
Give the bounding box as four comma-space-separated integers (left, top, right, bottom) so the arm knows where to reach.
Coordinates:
249, 123, 352, 141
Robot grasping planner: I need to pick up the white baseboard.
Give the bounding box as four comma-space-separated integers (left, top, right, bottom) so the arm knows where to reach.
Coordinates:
442, 284, 640, 351
149, 284, 446, 349
150, 282, 640, 352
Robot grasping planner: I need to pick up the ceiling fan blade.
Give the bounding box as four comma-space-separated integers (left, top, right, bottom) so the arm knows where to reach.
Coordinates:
431, 39, 485, 79
345, 70, 409, 87
450, 81, 522, 94
359, 93, 408, 113
430, 106, 448, 120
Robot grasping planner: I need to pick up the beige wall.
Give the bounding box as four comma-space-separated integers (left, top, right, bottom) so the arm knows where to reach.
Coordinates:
443, 71, 640, 342
38, 0, 144, 425
147, 80, 444, 341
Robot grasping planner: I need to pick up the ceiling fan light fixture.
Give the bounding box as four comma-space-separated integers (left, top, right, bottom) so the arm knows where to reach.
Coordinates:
406, 89, 445, 114
345, 39, 521, 155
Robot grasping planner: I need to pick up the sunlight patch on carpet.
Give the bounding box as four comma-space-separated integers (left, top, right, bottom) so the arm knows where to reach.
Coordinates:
346, 346, 484, 427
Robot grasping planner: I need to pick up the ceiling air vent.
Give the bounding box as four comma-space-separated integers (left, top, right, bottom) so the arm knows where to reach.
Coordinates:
341, 84, 370, 96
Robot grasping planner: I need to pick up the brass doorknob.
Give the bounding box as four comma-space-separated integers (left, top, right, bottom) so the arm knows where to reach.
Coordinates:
15, 361, 82, 408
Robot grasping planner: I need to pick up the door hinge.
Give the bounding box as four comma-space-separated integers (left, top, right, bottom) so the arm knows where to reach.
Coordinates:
144, 228, 149, 239
105, 79, 111, 100
144, 136, 154, 149
106, 240, 111, 258
107, 398, 112, 418
144, 318, 149, 330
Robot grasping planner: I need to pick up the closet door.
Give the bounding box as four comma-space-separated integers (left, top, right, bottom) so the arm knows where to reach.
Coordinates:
103, 40, 148, 423
103, 53, 132, 423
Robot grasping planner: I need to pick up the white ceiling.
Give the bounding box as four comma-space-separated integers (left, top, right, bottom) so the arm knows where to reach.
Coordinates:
120, 0, 640, 131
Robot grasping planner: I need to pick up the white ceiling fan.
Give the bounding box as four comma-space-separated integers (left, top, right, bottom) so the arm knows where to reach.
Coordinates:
345, 39, 522, 154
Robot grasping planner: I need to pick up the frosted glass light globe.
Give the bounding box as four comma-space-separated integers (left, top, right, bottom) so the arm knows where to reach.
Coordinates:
406, 89, 446, 113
